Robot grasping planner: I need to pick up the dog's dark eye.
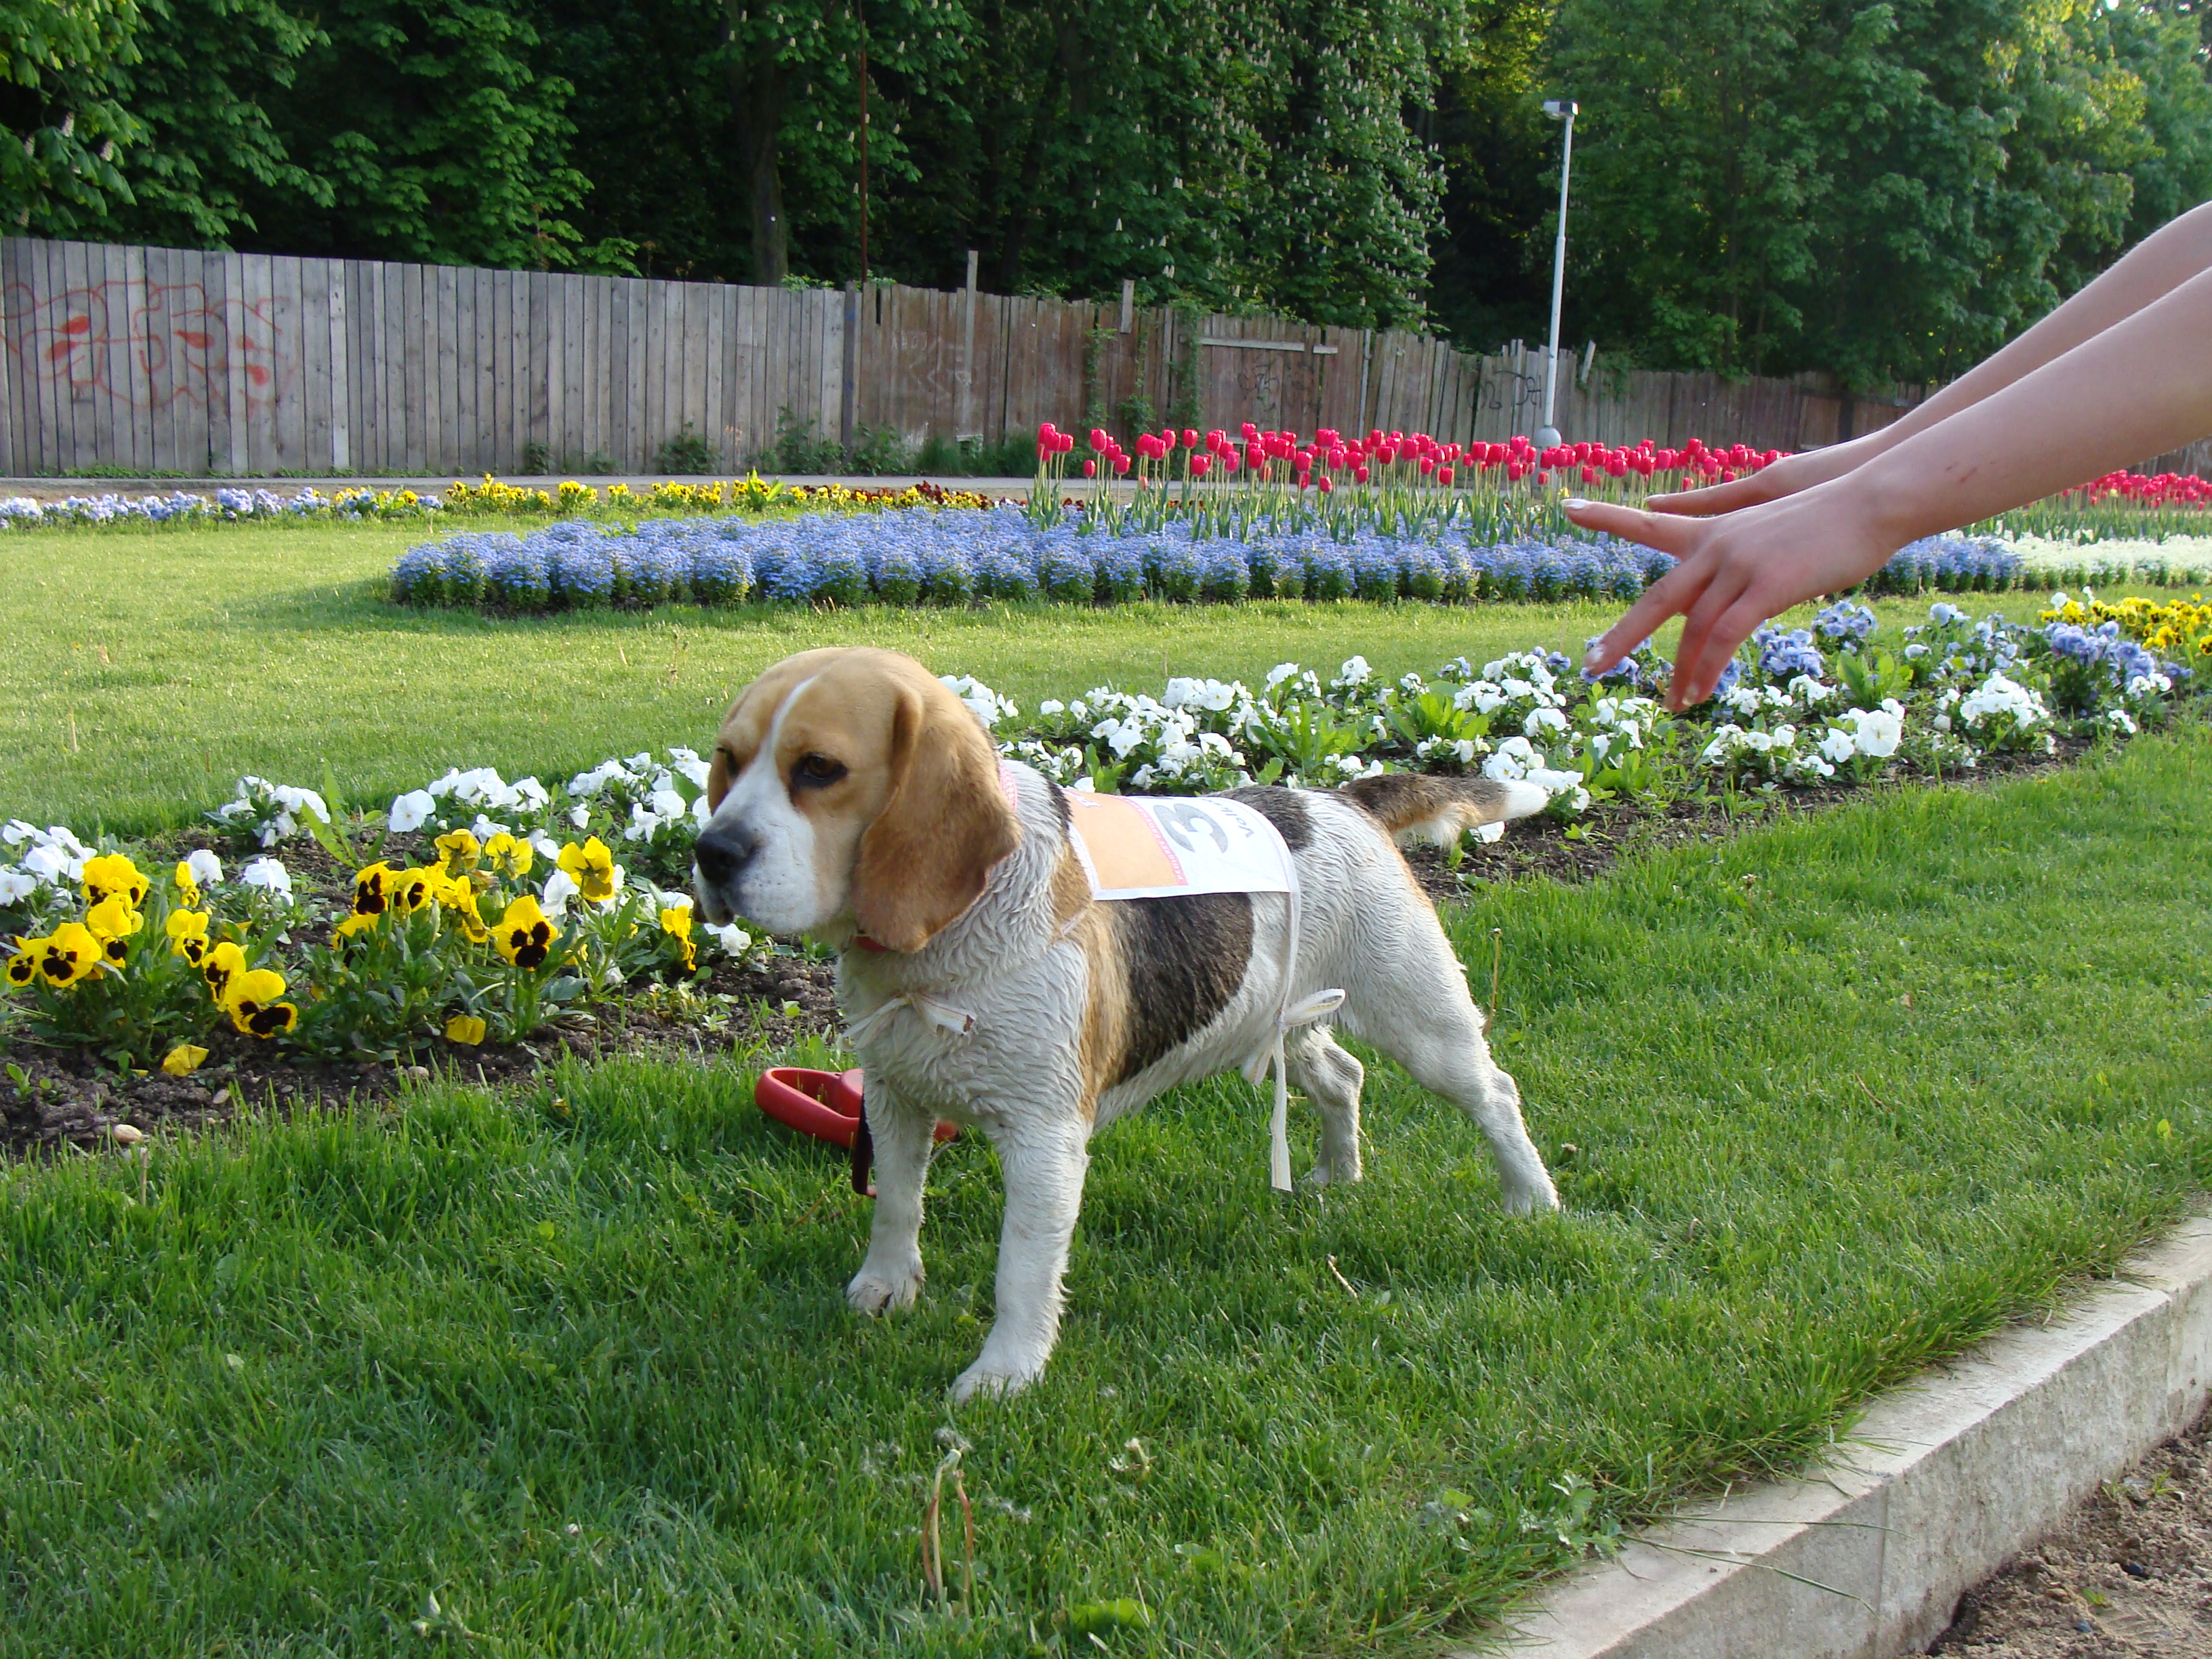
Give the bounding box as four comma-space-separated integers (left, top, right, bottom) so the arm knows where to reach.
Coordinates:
792, 753, 848, 790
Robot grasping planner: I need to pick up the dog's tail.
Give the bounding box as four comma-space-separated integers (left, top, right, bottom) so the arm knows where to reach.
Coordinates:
1338, 772, 1548, 848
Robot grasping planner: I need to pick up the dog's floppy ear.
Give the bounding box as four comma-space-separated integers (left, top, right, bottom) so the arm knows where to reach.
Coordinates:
850, 680, 1020, 951
705, 741, 736, 812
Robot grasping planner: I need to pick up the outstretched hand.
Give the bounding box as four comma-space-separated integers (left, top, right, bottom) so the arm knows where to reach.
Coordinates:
1641, 432, 1883, 520
1568, 487, 1902, 710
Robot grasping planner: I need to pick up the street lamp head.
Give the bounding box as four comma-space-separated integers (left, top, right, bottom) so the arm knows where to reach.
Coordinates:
1542, 99, 1578, 119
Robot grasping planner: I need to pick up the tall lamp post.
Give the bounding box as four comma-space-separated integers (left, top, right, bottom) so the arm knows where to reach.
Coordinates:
1535, 98, 1577, 450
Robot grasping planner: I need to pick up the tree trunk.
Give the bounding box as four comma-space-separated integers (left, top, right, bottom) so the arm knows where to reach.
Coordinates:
724, 16, 790, 285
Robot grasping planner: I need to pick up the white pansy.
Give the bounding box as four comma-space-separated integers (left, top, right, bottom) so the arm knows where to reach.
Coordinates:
0, 820, 33, 846
2107, 708, 2139, 735
531, 832, 562, 862
1843, 707, 1903, 758
1786, 676, 1835, 705
692, 793, 713, 827
1265, 662, 1300, 689
649, 788, 688, 820
1481, 736, 1539, 781
22, 844, 68, 882
540, 869, 579, 916
470, 815, 510, 843
0, 868, 34, 904
569, 802, 591, 829
667, 748, 711, 789
239, 857, 291, 896
939, 674, 1018, 728
185, 849, 224, 886
703, 921, 752, 957
1334, 655, 1372, 687
1475, 819, 1507, 844
1817, 727, 1858, 765
1524, 705, 1568, 737
389, 790, 436, 832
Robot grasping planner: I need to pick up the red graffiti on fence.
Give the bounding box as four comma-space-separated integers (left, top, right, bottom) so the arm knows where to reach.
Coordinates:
1, 279, 283, 409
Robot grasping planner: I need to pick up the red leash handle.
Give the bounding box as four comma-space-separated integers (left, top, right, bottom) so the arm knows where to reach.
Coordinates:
752, 1067, 956, 1199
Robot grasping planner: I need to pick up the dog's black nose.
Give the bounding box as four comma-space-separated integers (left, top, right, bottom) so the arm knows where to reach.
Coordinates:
693, 823, 761, 886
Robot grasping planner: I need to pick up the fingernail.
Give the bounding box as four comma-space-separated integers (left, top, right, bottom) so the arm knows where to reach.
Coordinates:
1563, 496, 1589, 510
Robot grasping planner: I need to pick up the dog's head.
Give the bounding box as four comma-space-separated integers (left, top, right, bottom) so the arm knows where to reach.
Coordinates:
692, 648, 1020, 951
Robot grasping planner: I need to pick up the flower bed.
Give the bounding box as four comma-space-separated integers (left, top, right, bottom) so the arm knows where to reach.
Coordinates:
0, 475, 995, 531
388, 506, 2055, 613
3, 592, 2194, 1088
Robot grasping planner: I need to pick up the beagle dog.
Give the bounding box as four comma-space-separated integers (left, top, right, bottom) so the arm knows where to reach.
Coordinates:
695, 647, 1559, 1402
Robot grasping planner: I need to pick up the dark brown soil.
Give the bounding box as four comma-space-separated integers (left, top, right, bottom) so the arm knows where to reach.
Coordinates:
1927, 1408, 2212, 1656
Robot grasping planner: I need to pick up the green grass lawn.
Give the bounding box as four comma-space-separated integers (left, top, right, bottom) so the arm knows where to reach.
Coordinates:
2, 722, 2207, 1656
0, 518, 2144, 834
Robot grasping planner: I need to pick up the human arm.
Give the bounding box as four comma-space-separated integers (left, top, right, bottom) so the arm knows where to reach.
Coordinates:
1571, 262, 2212, 708
1637, 200, 2212, 518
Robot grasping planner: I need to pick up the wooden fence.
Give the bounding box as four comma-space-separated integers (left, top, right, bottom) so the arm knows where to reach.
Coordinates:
0, 234, 1933, 478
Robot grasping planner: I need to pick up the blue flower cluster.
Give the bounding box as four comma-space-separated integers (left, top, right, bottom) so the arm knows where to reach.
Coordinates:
1753, 627, 1826, 680
390, 507, 1687, 611
2043, 619, 2165, 687
1867, 535, 2024, 594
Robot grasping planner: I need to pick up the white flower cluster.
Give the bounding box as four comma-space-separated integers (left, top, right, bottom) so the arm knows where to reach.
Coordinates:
0, 820, 92, 903
939, 674, 1020, 729
389, 766, 554, 836
210, 776, 332, 848
1951, 674, 2056, 754
567, 750, 713, 844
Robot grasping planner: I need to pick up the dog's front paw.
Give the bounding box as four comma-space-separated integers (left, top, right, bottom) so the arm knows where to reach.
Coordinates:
949, 1355, 1045, 1404
1500, 1173, 1560, 1216
846, 1256, 925, 1315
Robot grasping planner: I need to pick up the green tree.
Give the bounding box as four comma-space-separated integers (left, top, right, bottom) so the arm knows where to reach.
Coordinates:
230, 0, 602, 270
0, 0, 141, 235
101, 0, 330, 248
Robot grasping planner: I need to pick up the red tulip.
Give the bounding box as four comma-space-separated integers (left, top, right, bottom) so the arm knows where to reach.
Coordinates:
1318, 476, 1333, 493
1353, 464, 1369, 483
1090, 428, 1109, 453
1082, 459, 1097, 478
1182, 428, 1200, 449
1113, 454, 1130, 475
1189, 453, 1212, 477
1436, 465, 1454, 487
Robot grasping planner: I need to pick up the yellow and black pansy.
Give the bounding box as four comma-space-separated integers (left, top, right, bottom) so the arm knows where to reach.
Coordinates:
494, 895, 558, 969
434, 830, 482, 875
165, 909, 211, 966
81, 854, 150, 910
201, 939, 247, 1004
36, 922, 104, 987
225, 968, 298, 1038
351, 861, 395, 917
556, 837, 619, 903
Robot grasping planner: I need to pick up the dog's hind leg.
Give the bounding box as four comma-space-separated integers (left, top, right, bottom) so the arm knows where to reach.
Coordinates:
846, 1081, 939, 1315
1345, 928, 1558, 1214
951, 1112, 1090, 1403
1288, 1026, 1365, 1187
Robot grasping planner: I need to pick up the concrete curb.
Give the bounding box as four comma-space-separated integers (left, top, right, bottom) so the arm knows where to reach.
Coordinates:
1492, 1210, 2212, 1658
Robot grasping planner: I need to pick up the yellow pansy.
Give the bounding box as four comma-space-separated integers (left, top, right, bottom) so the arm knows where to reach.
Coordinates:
390, 865, 441, 914
445, 887, 490, 945
434, 829, 482, 874
224, 967, 297, 1038
334, 910, 382, 941
659, 905, 697, 971
173, 860, 202, 909
85, 895, 144, 966
483, 832, 533, 877
493, 895, 558, 969
165, 908, 211, 966
81, 853, 150, 910
201, 939, 247, 1004
5, 938, 37, 989
445, 1013, 487, 1045
556, 837, 619, 903
350, 861, 396, 917
36, 922, 104, 987
161, 1043, 208, 1076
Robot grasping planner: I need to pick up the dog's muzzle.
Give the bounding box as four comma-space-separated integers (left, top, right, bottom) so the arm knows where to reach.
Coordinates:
691, 822, 761, 924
